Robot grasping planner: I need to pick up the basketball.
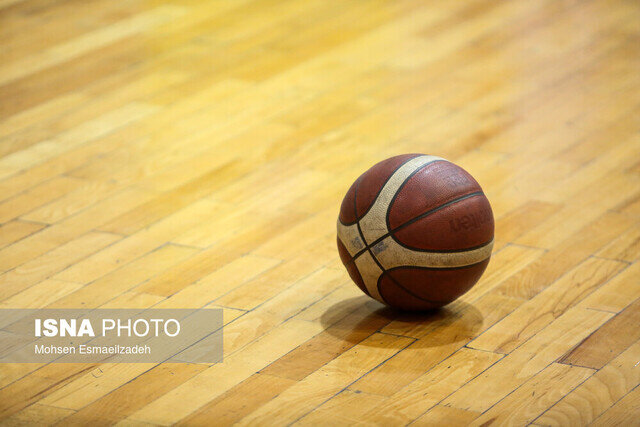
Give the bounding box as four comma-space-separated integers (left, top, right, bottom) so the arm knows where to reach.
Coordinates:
337, 154, 494, 311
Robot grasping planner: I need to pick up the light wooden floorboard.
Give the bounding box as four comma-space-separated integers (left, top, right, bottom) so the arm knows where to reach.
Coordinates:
0, 0, 638, 425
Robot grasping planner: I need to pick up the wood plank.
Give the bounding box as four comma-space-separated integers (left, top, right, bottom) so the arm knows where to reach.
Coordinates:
536, 340, 640, 426
494, 200, 562, 242
20, 180, 120, 224
129, 211, 307, 297
471, 363, 594, 426
443, 307, 613, 412
0, 133, 123, 202
217, 266, 347, 355
461, 244, 546, 301
495, 211, 634, 299
38, 364, 157, 412
0, 220, 46, 249
152, 254, 281, 306
0, 104, 157, 180
359, 347, 502, 425
0, 6, 186, 87
469, 257, 628, 353
413, 405, 480, 427
176, 373, 296, 426
0, 187, 156, 273
0, 278, 83, 308
215, 245, 337, 311
125, 319, 326, 425
235, 333, 415, 425
597, 223, 640, 262
259, 302, 395, 381
1, 403, 75, 426
578, 262, 640, 312
0, 176, 82, 223
0, 231, 121, 301
559, 297, 640, 369
98, 160, 249, 235
47, 243, 198, 309
56, 363, 206, 425
0, 363, 98, 419
295, 389, 386, 426
590, 386, 640, 427
53, 198, 220, 284
351, 293, 521, 397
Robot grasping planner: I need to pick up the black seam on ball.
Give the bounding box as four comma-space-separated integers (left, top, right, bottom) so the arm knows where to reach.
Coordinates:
348, 191, 487, 263
338, 154, 427, 226
353, 175, 389, 304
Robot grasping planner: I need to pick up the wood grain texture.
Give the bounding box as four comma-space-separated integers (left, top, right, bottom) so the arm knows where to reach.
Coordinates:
536, 340, 640, 426
590, 385, 640, 427
0, 0, 638, 425
559, 297, 640, 369
471, 363, 595, 426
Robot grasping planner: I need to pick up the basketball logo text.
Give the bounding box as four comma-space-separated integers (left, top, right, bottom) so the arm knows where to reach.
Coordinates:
443, 172, 471, 189
449, 207, 492, 233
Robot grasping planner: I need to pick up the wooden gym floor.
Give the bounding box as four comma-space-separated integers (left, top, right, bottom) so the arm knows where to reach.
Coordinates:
0, 0, 639, 425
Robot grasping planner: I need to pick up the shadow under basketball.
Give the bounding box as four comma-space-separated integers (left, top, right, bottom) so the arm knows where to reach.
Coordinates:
319, 296, 483, 349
